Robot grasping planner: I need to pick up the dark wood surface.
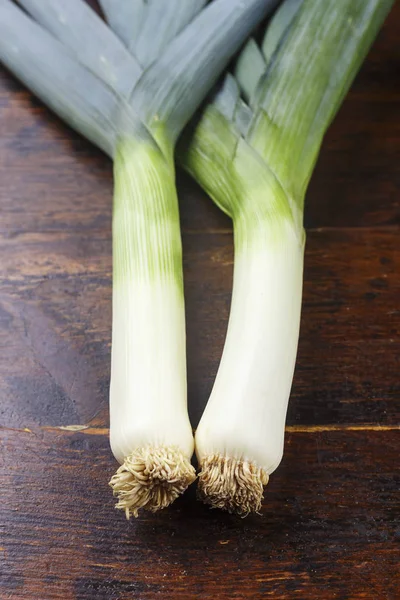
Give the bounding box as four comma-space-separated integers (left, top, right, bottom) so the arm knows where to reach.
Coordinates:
1, 3, 399, 599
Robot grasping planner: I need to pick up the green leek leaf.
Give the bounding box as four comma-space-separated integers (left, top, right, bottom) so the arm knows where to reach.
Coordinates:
129, 0, 279, 143
213, 74, 240, 123
0, 0, 119, 156
249, 0, 395, 202
261, 0, 303, 65
234, 38, 266, 103
99, 0, 146, 51
18, 0, 142, 97
233, 99, 253, 137
133, 0, 208, 68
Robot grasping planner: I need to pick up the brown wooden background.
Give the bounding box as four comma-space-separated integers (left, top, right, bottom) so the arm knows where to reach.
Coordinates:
1, 3, 399, 599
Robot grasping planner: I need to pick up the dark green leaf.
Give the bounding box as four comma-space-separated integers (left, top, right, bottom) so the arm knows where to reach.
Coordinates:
18, 0, 141, 96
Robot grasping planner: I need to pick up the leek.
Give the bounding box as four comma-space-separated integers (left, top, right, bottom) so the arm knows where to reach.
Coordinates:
0, 0, 278, 517
179, 0, 394, 515
1, 0, 391, 518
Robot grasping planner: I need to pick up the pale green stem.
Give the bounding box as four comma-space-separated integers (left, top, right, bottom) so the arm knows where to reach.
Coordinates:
109, 137, 195, 518
196, 206, 305, 515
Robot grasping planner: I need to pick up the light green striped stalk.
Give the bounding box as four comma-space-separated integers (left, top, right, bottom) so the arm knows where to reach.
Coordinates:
113, 136, 182, 287
0, 0, 278, 517
178, 0, 393, 515
110, 136, 195, 517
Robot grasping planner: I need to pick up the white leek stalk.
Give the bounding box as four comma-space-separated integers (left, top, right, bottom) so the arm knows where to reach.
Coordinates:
180, 0, 393, 514
183, 127, 306, 513
196, 217, 304, 514
109, 138, 195, 516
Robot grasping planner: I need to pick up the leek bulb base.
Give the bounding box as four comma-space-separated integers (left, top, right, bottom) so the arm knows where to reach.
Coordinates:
197, 455, 268, 516
110, 445, 196, 519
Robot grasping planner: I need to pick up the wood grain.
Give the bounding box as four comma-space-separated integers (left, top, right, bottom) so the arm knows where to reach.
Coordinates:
0, 1, 399, 599
0, 228, 398, 429
1, 426, 399, 600
0, 4, 399, 236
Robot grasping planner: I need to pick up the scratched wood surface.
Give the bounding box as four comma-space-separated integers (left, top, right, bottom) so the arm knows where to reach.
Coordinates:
1, 2, 399, 599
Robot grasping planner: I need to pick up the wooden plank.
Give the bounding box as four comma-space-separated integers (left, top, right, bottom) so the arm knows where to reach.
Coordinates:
0, 3, 399, 598
0, 228, 398, 429
0, 70, 230, 234
185, 228, 400, 427
1, 426, 398, 599
0, 4, 399, 235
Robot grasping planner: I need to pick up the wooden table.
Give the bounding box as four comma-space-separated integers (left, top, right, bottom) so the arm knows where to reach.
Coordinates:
1, 5, 399, 599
